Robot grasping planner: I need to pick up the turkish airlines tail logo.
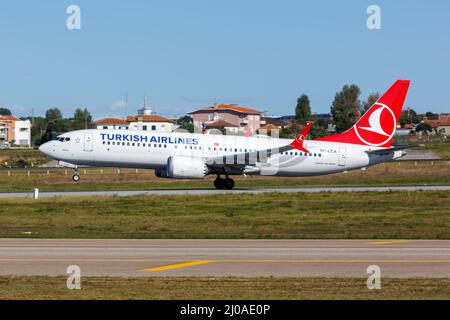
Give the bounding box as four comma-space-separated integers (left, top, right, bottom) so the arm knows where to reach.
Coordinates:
354, 102, 396, 146
358, 106, 391, 137
316, 80, 410, 148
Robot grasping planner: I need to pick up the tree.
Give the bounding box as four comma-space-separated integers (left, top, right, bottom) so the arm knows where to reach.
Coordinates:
45, 108, 63, 122
176, 115, 194, 133
309, 116, 329, 139
361, 92, 380, 113
330, 84, 361, 133
399, 108, 420, 126
425, 111, 439, 120
0, 107, 12, 116
41, 108, 69, 143
30, 117, 48, 146
415, 122, 433, 133
295, 94, 312, 124
72, 108, 92, 130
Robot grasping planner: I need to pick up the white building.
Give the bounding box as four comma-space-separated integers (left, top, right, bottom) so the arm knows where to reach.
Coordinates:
91, 106, 178, 132
0, 116, 31, 147
127, 114, 177, 132
91, 118, 129, 130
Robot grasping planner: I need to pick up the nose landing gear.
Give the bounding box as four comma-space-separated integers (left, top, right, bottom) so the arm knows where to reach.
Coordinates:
72, 172, 80, 182
214, 175, 235, 190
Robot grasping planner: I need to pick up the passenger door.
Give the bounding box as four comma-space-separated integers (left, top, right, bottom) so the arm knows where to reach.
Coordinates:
338, 147, 346, 166
83, 133, 93, 152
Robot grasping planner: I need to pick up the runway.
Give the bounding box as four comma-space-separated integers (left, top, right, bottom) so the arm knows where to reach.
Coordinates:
1, 239, 450, 278
1, 185, 450, 198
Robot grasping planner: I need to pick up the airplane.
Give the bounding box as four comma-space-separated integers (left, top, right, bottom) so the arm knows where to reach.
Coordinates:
39, 80, 411, 190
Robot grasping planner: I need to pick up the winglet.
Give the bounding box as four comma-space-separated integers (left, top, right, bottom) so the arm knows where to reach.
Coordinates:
290, 122, 313, 153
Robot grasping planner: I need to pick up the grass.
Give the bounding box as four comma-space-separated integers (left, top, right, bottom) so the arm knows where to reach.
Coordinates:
1, 276, 449, 299
0, 148, 50, 168
1, 190, 449, 239
419, 141, 450, 158
0, 161, 450, 192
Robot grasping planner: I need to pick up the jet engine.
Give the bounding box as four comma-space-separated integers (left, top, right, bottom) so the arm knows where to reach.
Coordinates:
166, 156, 208, 179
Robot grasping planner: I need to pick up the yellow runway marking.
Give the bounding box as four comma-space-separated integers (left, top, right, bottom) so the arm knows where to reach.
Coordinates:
140, 260, 218, 272
367, 240, 411, 245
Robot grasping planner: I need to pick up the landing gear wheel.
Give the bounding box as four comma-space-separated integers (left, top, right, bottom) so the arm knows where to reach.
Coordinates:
224, 178, 235, 190
72, 174, 80, 182
214, 177, 225, 189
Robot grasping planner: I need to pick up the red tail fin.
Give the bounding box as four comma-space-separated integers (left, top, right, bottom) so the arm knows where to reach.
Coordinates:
291, 122, 313, 153
316, 80, 410, 148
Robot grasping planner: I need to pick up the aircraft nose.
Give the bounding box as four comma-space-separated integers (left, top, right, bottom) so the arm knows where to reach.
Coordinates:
38, 142, 51, 155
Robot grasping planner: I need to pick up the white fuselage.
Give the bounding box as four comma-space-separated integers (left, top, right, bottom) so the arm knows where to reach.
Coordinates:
38, 129, 403, 177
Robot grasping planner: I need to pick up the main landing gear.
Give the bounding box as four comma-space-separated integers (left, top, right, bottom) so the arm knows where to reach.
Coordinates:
214, 175, 235, 190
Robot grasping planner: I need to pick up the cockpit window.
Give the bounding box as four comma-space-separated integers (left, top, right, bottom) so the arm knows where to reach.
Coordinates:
65, 137, 70, 142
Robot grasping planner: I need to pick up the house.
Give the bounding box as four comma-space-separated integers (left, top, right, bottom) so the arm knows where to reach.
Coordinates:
0, 116, 31, 148
424, 114, 450, 136
91, 106, 178, 132
188, 104, 263, 134
92, 118, 129, 130
127, 114, 177, 132
261, 117, 290, 129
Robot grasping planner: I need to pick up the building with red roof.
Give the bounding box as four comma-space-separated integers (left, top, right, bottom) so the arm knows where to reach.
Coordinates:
0, 115, 31, 147
188, 103, 263, 134
91, 106, 178, 132
424, 114, 450, 136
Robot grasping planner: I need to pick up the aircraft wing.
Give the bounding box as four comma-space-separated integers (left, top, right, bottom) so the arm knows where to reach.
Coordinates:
365, 145, 413, 155
205, 122, 313, 168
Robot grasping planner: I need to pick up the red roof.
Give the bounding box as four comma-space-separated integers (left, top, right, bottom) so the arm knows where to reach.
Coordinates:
190, 104, 262, 115
204, 120, 238, 128
260, 124, 280, 130
0, 116, 19, 121
93, 118, 128, 125
127, 115, 175, 123
424, 115, 450, 128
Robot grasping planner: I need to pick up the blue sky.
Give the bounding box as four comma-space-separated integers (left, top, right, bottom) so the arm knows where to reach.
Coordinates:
0, 0, 449, 119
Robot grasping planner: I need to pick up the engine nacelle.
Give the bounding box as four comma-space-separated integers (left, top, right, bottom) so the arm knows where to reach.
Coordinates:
167, 156, 208, 179
154, 168, 170, 178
